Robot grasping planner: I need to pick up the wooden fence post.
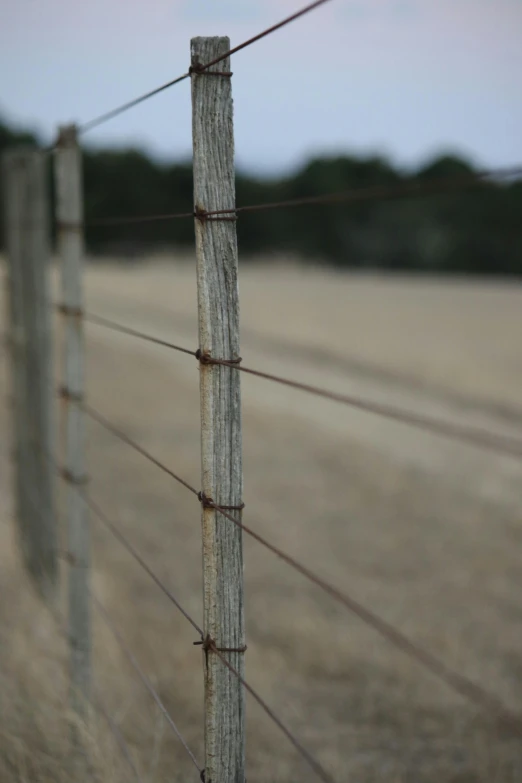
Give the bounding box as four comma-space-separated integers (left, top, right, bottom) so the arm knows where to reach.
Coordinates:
53, 126, 90, 724
191, 37, 246, 783
1, 147, 57, 604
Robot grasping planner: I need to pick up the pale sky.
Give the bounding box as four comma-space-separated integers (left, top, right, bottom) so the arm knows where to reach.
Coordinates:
1, 0, 521, 175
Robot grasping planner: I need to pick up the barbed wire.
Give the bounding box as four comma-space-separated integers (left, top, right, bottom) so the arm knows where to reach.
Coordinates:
84, 163, 522, 228
80, 312, 522, 460
81, 401, 522, 731
76, 0, 332, 136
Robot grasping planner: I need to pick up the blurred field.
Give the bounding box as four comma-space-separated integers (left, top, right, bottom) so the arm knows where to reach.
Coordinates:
1, 256, 522, 782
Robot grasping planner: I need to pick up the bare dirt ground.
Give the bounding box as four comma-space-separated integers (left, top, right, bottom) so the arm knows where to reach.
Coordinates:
1, 257, 522, 782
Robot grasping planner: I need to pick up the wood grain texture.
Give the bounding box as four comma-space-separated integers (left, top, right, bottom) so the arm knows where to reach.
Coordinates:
2, 148, 57, 603
191, 36, 245, 783
54, 126, 91, 719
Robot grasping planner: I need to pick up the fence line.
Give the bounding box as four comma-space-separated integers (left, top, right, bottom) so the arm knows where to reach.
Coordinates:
84, 162, 522, 228
80, 312, 522, 460
85, 489, 336, 783
23, 439, 335, 783
10, 428, 339, 781
3, 0, 522, 779
71, 399, 522, 733
8, 314, 522, 780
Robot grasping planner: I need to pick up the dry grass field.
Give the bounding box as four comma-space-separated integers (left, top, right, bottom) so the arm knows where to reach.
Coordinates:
1, 256, 522, 782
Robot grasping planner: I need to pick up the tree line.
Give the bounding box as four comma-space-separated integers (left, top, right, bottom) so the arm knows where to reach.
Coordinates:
1, 115, 521, 274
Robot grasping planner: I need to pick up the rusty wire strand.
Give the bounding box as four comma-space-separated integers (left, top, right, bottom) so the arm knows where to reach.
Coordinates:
194, 0, 333, 72
77, 72, 191, 135
83, 311, 197, 356
201, 499, 522, 734
79, 315, 522, 460
21, 441, 331, 782
76, 0, 332, 136
208, 641, 335, 783
91, 593, 203, 774
82, 401, 199, 496
83, 163, 522, 229
86, 210, 194, 228
79, 403, 522, 731
68, 481, 335, 783
206, 163, 522, 216
83, 491, 204, 638
212, 358, 522, 460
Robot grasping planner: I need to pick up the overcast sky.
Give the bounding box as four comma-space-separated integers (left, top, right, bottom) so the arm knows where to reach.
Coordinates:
1, 0, 520, 175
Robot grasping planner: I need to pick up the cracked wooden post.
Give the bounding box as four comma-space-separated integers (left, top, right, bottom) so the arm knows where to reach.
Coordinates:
191, 37, 246, 783
2, 147, 57, 604
53, 126, 90, 734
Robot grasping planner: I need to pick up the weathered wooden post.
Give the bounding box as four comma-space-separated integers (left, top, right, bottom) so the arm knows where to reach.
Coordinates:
53, 126, 90, 725
191, 37, 246, 783
2, 147, 57, 603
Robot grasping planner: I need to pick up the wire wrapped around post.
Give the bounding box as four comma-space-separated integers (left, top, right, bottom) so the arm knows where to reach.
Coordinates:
191, 35, 246, 783
53, 125, 91, 757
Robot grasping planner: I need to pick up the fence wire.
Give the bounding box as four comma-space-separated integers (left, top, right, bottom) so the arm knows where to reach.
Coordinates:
80, 310, 522, 460
77, 0, 332, 135
80, 400, 522, 734
92, 594, 204, 775
85, 163, 522, 228
94, 693, 145, 783
4, 0, 522, 777
10, 486, 147, 782
79, 487, 337, 783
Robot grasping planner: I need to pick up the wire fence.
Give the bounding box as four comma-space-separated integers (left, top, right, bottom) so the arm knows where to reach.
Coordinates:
2, 1, 522, 781
84, 162, 522, 228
